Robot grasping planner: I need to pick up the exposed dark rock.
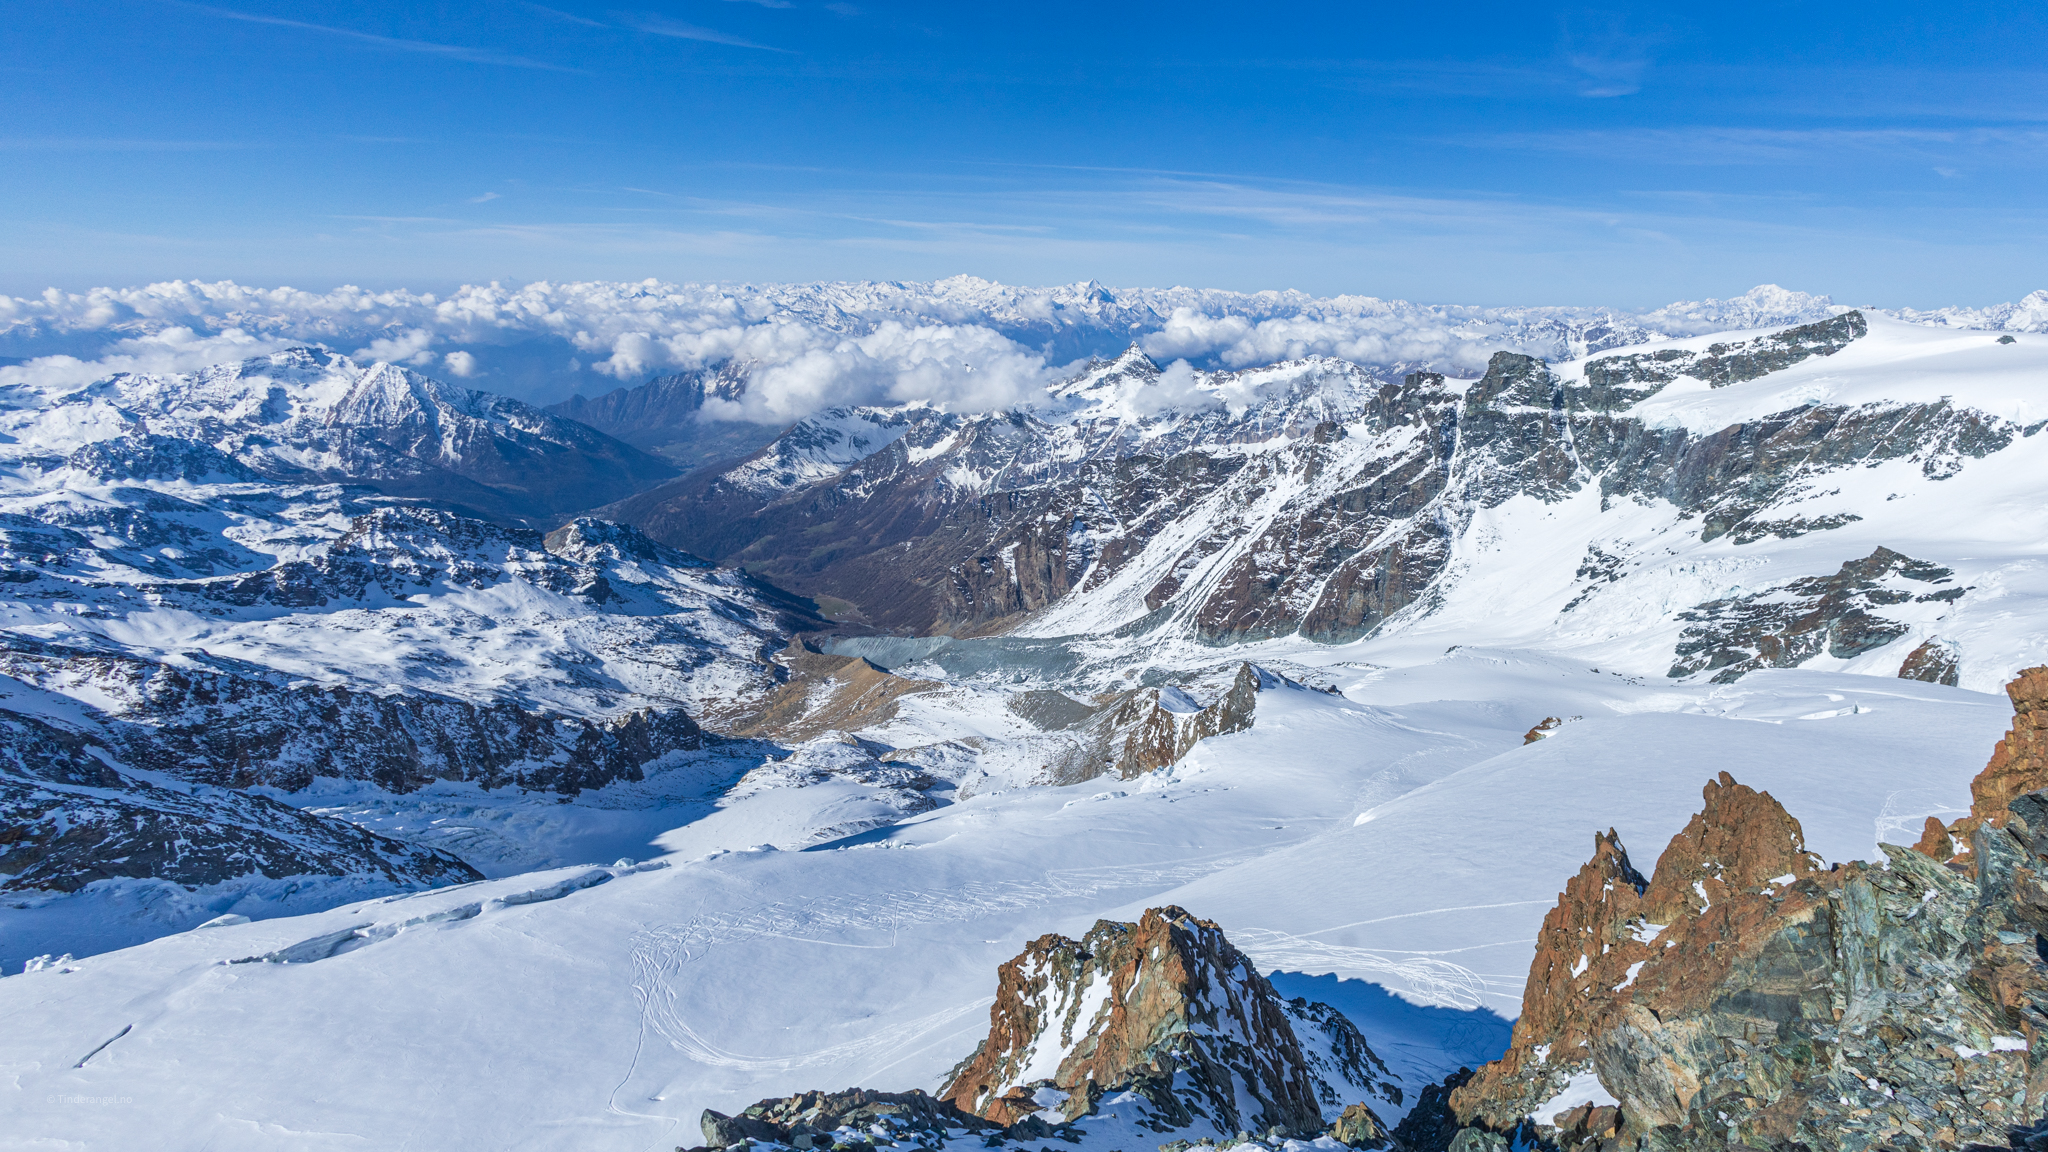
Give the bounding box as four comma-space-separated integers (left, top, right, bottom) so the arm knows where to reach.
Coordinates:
938, 905, 1397, 1138
1386, 1067, 1471, 1152
1668, 546, 1961, 681
1728, 511, 1864, 546
0, 636, 703, 795
1442, 667, 2048, 1150
545, 363, 780, 470
698, 1088, 999, 1150
0, 709, 480, 894
1581, 310, 1867, 395
1900, 638, 1964, 687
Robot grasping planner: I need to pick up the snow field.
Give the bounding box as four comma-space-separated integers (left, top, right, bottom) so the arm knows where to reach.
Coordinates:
0, 655, 2012, 1151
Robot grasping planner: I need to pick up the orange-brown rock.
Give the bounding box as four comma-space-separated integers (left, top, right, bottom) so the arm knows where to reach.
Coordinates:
728, 637, 938, 740
1909, 663, 2048, 868
1088, 664, 1266, 779
1452, 774, 1833, 1133
1897, 638, 1962, 686
1523, 717, 1564, 744
1966, 664, 2048, 829
937, 905, 1395, 1140
1443, 669, 2048, 1151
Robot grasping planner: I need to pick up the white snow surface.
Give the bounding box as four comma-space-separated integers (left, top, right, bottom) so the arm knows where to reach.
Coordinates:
1533, 1070, 1621, 1126
0, 656, 2012, 1149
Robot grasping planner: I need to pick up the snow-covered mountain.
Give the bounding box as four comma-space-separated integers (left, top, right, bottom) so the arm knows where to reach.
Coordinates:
0, 350, 820, 964
6, 294, 2048, 1152
2, 347, 677, 524
615, 311, 2048, 692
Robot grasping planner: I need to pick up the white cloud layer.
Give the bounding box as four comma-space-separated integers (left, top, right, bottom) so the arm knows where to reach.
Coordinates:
3, 277, 2044, 423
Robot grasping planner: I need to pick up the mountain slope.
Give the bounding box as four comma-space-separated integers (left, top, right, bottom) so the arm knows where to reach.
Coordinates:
0, 354, 820, 955
542, 362, 783, 470
3, 347, 678, 526
612, 315, 2048, 692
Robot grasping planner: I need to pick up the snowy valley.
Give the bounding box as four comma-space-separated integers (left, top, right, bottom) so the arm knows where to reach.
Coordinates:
3, 282, 2048, 1151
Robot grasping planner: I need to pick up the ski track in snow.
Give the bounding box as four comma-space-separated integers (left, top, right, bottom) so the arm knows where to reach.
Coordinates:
1228, 928, 1520, 1011
630, 853, 1255, 1070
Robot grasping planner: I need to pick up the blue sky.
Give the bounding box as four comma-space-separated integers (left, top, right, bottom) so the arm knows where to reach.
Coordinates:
6, 0, 2047, 306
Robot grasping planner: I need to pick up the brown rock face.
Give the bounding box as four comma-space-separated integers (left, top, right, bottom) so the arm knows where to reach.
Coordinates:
1443, 670, 2048, 1150
937, 906, 1395, 1139
1967, 665, 2048, 830
729, 638, 938, 741
1914, 663, 2048, 862
1898, 638, 1962, 686
1092, 663, 1265, 779
1454, 775, 1830, 1131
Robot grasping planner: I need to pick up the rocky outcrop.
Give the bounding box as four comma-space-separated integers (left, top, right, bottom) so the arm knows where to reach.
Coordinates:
1923, 664, 2048, 854
1088, 663, 1267, 779
674, 908, 1397, 1150
1022, 663, 1271, 784
1900, 638, 1964, 687
937, 905, 1398, 1139
1582, 311, 1867, 395
1331, 1101, 1391, 1147
1439, 667, 2048, 1150
0, 709, 480, 894
694, 1088, 998, 1152
0, 636, 704, 795
1668, 546, 1963, 681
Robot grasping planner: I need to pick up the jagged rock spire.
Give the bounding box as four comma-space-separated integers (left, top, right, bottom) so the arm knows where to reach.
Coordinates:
1444, 670, 2048, 1149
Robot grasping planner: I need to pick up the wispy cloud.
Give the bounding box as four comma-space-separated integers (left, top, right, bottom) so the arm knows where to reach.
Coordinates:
625, 14, 792, 52
170, 3, 582, 71
0, 137, 246, 150
1559, 10, 1664, 98
715, 0, 795, 8
519, 2, 609, 27
1457, 126, 2048, 165
469, 192, 502, 203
